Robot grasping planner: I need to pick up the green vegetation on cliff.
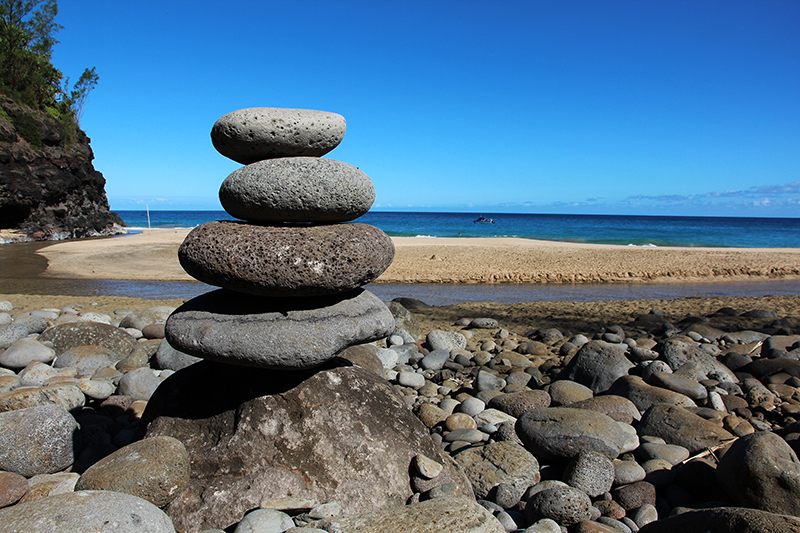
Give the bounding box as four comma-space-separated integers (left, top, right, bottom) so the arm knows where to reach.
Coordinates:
0, 0, 97, 144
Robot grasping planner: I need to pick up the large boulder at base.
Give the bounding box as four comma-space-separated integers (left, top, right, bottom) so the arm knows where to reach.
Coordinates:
76, 436, 190, 508
165, 288, 394, 369
306, 497, 505, 533
0, 490, 175, 532
219, 157, 374, 223
140, 361, 473, 533
211, 107, 346, 164
38, 321, 136, 357
638, 506, 800, 533
515, 407, 626, 461
178, 221, 394, 297
0, 405, 78, 477
637, 404, 734, 455
716, 431, 800, 516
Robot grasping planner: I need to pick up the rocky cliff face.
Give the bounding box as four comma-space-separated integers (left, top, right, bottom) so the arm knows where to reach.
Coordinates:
0, 95, 124, 241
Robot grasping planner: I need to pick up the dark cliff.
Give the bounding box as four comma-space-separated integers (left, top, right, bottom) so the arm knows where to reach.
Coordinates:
0, 94, 124, 241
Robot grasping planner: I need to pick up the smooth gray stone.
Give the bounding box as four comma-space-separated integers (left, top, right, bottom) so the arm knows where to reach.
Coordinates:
0, 490, 175, 532
558, 340, 634, 394
476, 370, 506, 391
0, 405, 78, 476
165, 289, 395, 369
118, 367, 162, 401
420, 349, 449, 371
606, 375, 697, 413
716, 431, 800, 516
154, 339, 202, 371
0, 337, 54, 369
178, 221, 394, 297
211, 107, 345, 164
516, 407, 626, 461
637, 404, 734, 455
234, 508, 294, 533
220, 157, 373, 223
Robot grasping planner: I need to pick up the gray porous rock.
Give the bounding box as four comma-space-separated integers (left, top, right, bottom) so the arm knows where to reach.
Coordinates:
211, 107, 346, 164
557, 340, 635, 394
38, 321, 136, 357
515, 407, 626, 461
562, 451, 615, 498
637, 506, 800, 533
305, 497, 505, 533
0, 490, 175, 532
165, 288, 394, 369
178, 221, 394, 297
140, 362, 472, 532
76, 436, 191, 508
525, 485, 592, 526
0, 405, 78, 477
637, 403, 734, 455
219, 157, 374, 223
716, 431, 800, 516
0, 322, 29, 350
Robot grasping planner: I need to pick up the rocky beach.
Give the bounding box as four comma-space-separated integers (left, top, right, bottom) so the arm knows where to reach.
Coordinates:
1, 106, 800, 533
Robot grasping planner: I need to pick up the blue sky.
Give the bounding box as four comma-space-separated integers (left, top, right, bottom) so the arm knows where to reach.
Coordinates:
51, 0, 799, 217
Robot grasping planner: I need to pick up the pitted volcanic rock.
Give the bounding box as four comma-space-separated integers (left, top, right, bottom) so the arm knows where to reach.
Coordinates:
178, 220, 394, 297
219, 157, 374, 223
164, 288, 395, 369
211, 107, 346, 164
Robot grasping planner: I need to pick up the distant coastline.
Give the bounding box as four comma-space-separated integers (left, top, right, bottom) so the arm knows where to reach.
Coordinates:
114, 210, 800, 249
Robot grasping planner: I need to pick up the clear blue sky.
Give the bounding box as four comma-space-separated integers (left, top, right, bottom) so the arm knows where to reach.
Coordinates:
51, 0, 799, 217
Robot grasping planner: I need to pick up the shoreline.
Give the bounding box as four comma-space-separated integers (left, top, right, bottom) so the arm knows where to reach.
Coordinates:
25, 229, 800, 286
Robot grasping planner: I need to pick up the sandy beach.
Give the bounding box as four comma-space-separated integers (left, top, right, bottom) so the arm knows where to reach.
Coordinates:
31, 229, 800, 285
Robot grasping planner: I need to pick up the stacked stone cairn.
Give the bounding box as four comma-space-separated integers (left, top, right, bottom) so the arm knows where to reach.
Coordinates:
167, 107, 396, 369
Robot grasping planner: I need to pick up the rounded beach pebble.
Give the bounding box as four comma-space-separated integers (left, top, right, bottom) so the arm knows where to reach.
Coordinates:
219, 157, 374, 223
211, 107, 346, 164
0, 490, 175, 532
178, 221, 394, 297
165, 288, 394, 369
0, 405, 78, 477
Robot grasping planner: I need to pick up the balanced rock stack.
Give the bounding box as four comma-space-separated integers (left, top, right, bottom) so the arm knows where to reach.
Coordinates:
165, 107, 396, 369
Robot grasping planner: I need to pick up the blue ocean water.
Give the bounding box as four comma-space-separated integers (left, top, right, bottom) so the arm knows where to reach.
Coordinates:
116, 210, 800, 248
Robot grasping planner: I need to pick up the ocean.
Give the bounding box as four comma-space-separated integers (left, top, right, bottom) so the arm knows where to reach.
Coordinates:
116, 210, 800, 249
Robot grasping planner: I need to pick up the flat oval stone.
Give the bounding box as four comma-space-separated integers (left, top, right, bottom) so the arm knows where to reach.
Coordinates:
178, 221, 394, 297
211, 107, 346, 164
165, 288, 394, 369
220, 157, 374, 223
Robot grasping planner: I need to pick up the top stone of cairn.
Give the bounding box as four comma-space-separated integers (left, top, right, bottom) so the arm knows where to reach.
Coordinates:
211, 107, 346, 165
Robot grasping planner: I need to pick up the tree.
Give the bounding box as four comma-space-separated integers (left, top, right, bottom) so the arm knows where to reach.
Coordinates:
0, 0, 97, 122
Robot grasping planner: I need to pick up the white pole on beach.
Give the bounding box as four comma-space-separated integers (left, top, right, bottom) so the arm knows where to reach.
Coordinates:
146, 203, 151, 233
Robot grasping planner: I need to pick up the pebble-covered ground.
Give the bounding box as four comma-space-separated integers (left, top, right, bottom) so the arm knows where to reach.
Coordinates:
1, 294, 800, 532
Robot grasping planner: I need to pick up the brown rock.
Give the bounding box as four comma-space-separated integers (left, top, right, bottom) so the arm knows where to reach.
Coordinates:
638, 404, 734, 455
